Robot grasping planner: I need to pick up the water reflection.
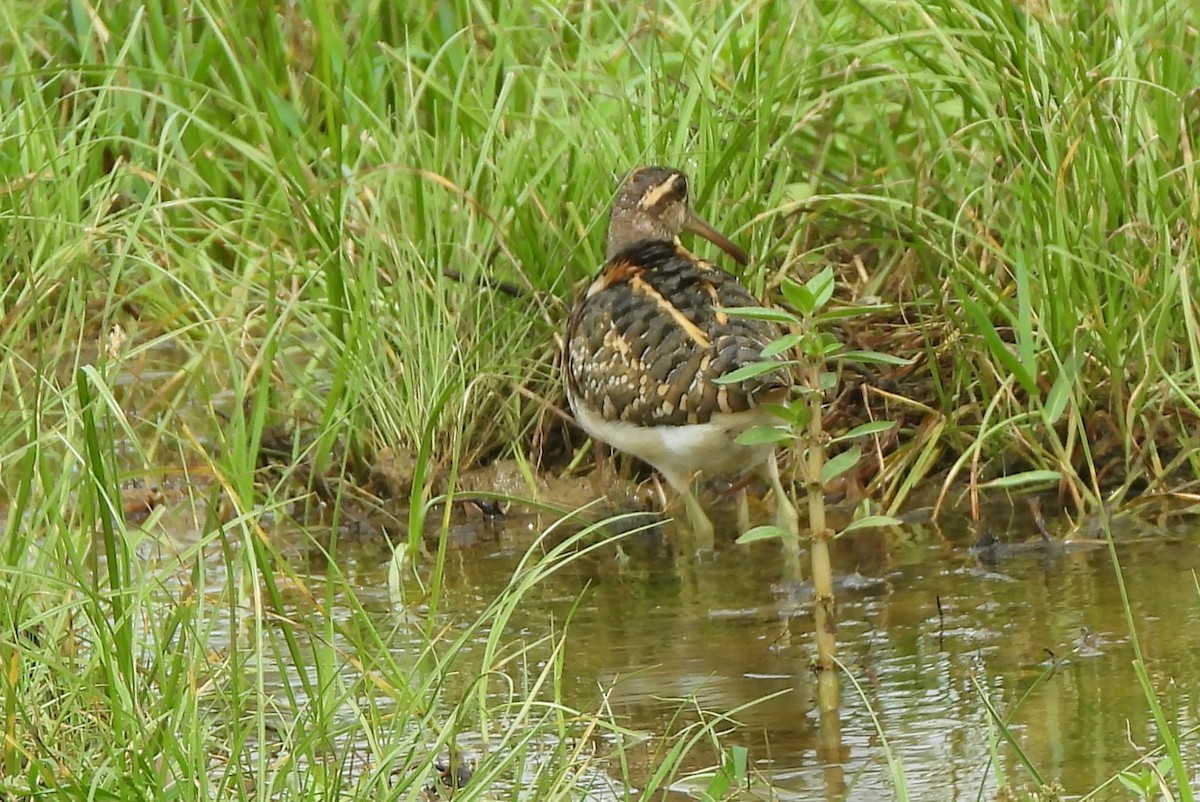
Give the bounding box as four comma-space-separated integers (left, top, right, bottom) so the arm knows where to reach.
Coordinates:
325, 505, 1200, 801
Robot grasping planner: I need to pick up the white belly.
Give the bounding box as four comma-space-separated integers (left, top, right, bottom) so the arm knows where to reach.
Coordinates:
570, 399, 782, 491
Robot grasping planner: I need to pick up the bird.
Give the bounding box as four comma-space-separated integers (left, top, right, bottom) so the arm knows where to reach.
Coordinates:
563, 165, 799, 548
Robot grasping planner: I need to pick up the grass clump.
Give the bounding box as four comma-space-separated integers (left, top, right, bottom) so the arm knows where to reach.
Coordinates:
1, 425, 682, 799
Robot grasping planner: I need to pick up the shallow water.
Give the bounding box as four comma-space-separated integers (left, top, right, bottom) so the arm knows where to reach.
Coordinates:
278, 500, 1200, 800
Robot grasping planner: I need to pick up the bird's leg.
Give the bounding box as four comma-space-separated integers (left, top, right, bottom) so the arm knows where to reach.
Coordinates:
681, 485, 716, 555
762, 451, 802, 583
736, 486, 751, 534
762, 451, 799, 536
664, 470, 715, 554
590, 440, 613, 492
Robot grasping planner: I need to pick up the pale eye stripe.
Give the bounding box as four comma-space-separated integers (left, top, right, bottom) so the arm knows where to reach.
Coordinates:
637, 175, 681, 209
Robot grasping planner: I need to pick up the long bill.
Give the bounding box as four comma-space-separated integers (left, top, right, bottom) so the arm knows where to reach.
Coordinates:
685, 209, 749, 266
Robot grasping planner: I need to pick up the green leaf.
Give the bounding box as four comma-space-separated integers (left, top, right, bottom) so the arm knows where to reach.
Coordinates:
806, 265, 835, 310
729, 746, 748, 778
1116, 771, 1154, 797
814, 304, 896, 324
722, 306, 796, 323
837, 350, 914, 366
829, 420, 897, 444
1043, 349, 1084, 425
735, 525, 792, 544
704, 767, 731, 800
980, 470, 1063, 489
767, 401, 810, 427
962, 298, 1037, 395
783, 181, 814, 203
734, 425, 792, 446
761, 332, 803, 358
820, 445, 861, 485
840, 515, 903, 534
780, 278, 814, 315
801, 333, 841, 359
1043, 372, 1072, 425
818, 335, 843, 356
715, 360, 791, 384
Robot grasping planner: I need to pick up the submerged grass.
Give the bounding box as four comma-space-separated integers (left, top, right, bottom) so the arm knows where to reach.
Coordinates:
2, 0, 1200, 799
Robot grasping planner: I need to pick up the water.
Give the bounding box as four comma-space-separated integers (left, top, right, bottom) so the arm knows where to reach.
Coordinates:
295, 501, 1200, 800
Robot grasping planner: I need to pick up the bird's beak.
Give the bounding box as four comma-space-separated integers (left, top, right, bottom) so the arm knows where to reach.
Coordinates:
685, 209, 749, 266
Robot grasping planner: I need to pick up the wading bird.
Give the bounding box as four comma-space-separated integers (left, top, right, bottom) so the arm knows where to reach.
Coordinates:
564, 166, 799, 547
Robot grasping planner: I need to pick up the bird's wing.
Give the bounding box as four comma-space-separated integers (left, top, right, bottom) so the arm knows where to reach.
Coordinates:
565, 241, 791, 426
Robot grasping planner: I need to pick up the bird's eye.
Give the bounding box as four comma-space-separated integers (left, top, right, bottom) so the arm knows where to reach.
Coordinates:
672, 175, 688, 198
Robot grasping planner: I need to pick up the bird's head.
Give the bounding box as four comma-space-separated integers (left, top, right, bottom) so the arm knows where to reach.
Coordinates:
606, 166, 748, 265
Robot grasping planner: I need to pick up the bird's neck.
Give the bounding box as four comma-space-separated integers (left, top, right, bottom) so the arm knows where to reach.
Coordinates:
605, 215, 677, 259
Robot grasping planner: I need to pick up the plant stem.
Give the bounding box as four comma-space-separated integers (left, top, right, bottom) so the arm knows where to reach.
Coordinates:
804, 366, 839, 710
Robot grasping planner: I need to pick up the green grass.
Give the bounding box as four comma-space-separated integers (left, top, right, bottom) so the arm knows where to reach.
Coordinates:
2, 0, 1200, 798
5, 0, 1198, 504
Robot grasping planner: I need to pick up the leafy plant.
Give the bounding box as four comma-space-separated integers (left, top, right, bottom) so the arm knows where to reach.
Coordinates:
1116, 758, 1174, 802
721, 266, 908, 681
